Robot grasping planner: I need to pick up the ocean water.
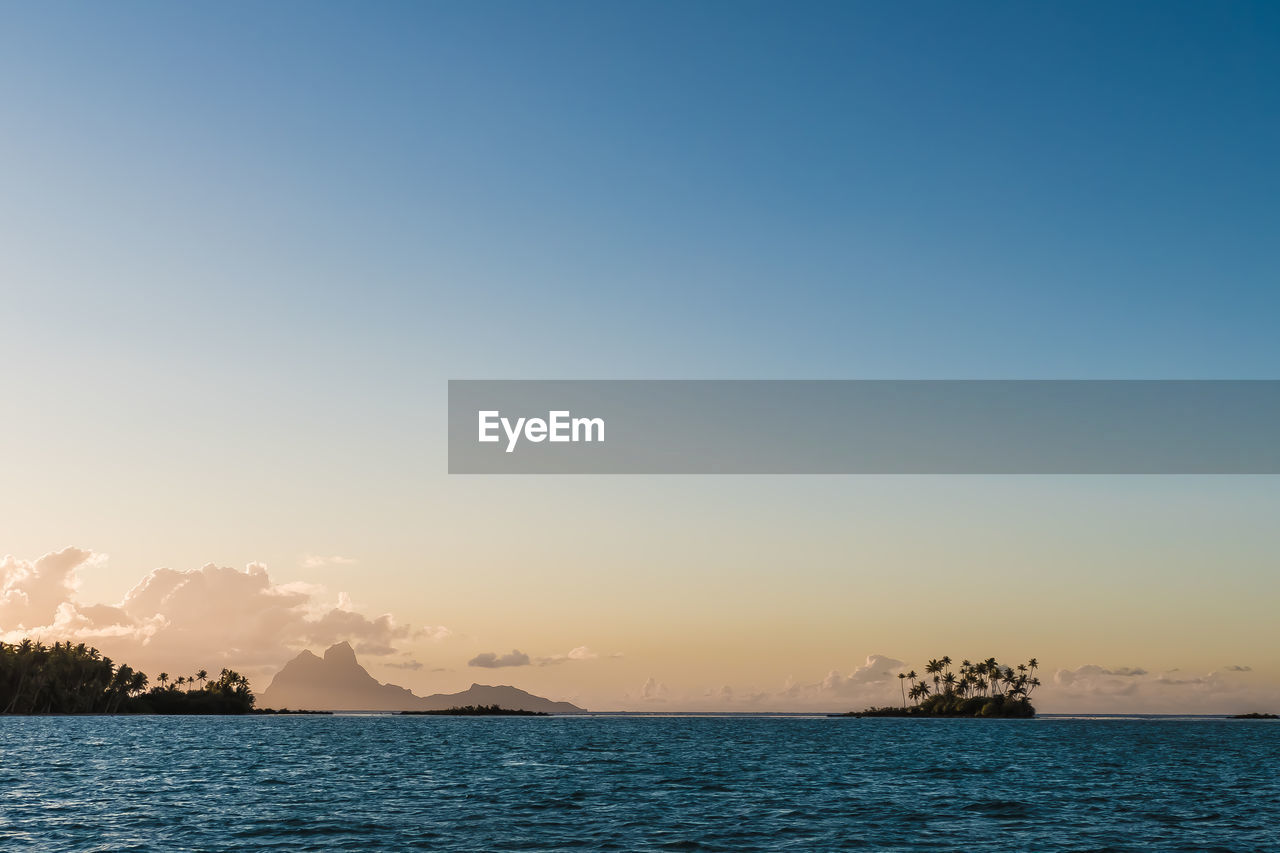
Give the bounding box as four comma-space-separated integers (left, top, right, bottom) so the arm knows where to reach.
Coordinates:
1, 716, 1276, 851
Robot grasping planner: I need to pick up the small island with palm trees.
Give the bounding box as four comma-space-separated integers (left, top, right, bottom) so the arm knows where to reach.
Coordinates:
398, 705, 550, 716
843, 656, 1040, 718
1, 638, 257, 715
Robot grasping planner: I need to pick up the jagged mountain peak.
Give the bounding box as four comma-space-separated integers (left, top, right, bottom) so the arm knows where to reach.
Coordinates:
260, 645, 585, 713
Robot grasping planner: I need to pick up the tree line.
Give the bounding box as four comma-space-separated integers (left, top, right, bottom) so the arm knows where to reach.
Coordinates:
1, 639, 255, 714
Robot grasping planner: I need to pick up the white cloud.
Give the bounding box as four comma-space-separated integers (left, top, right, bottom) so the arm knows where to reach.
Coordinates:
820, 655, 906, 694
1, 547, 101, 629
0, 547, 437, 689
536, 646, 602, 665
301, 555, 358, 569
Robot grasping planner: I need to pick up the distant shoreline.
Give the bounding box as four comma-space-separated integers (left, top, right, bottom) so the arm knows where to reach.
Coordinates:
5, 706, 1274, 712
398, 705, 549, 716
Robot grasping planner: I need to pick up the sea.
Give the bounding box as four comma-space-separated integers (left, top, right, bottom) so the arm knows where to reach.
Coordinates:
1, 715, 1276, 851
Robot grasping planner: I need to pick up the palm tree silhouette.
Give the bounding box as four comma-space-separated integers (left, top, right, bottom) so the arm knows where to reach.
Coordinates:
925, 659, 942, 692
857, 655, 1040, 717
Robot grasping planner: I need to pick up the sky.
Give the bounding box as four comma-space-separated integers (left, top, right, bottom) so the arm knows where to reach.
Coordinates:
2, 2, 1278, 712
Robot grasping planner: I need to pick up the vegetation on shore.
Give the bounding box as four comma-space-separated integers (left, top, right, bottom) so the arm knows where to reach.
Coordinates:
845, 656, 1040, 718
398, 705, 549, 716
251, 708, 334, 715
1, 639, 255, 715
1230, 712, 1278, 719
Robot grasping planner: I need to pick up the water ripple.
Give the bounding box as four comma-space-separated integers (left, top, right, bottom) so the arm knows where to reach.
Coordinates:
0, 716, 1276, 851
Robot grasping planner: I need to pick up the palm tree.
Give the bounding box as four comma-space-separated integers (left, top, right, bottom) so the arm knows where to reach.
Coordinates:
925, 659, 942, 692
986, 659, 1000, 696
898, 672, 908, 708
108, 665, 133, 713
158, 672, 169, 689
196, 669, 208, 689
129, 671, 148, 695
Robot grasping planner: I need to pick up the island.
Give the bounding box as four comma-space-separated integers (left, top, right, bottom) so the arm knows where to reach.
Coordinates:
841, 656, 1040, 718
260, 642, 585, 713
250, 708, 334, 715
1, 637, 578, 716
1, 638, 257, 715
1230, 712, 1278, 719
398, 705, 549, 716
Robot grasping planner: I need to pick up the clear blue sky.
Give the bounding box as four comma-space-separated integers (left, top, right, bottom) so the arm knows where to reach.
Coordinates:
4, 1, 1278, 388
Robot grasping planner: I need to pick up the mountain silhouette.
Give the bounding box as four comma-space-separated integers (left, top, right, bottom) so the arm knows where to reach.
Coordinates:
259, 642, 585, 713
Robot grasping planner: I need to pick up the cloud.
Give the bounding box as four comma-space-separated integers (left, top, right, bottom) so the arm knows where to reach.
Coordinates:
820, 655, 906, 696
699, 684, 771, 705
0, 548, 438, 688
1056, 666, 1148, 685
704, 655, 911, 710
1, 547, 100, 629
1048, 663, 1277, 713
384, 660, 424, 671
465, 645, 608, 667
301, 555, 357, 569
640, 676, 668, 702
536, 646, 601, 665
1053, 665, 1141, 696
468, 649, 531, 668
1153, 673, 1223, 687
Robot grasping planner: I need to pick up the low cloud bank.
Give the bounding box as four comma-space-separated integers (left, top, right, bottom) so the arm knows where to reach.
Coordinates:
1, 547, 445, 687
1041, 663, 1274, 714
467, 646, 607, 668
631, 656, 1278, 714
